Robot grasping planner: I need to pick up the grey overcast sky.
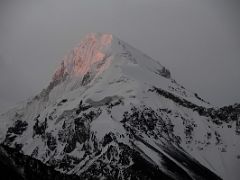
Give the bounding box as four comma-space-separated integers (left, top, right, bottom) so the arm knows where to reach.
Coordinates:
0, 0, 240, 112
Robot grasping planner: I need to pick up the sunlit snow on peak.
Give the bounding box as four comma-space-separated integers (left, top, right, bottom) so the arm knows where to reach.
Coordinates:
53, 33, 114, 80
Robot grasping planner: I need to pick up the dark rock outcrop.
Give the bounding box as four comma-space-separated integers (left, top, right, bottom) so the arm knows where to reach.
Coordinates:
0, 144, 80, 180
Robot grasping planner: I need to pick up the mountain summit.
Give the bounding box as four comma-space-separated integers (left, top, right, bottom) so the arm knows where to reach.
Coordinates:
53, 33, 114, 80
52, 32, 170, 81
0, 33, 239, 180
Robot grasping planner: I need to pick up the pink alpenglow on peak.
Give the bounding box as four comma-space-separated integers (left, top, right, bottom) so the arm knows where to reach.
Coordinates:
51, 32, 171, 84
52, 33, 114, 80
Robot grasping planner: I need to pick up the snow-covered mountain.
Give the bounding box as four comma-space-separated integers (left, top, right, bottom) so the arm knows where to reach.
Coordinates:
0, 33, 239, 180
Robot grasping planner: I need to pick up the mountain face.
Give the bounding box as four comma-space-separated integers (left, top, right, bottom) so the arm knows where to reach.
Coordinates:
0, 33, 239, 180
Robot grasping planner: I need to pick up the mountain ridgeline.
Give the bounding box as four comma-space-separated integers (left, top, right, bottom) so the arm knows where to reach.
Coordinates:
0, 33, 239, 180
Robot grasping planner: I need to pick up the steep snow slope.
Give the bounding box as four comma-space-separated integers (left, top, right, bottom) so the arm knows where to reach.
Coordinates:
0, 33, 239, 180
